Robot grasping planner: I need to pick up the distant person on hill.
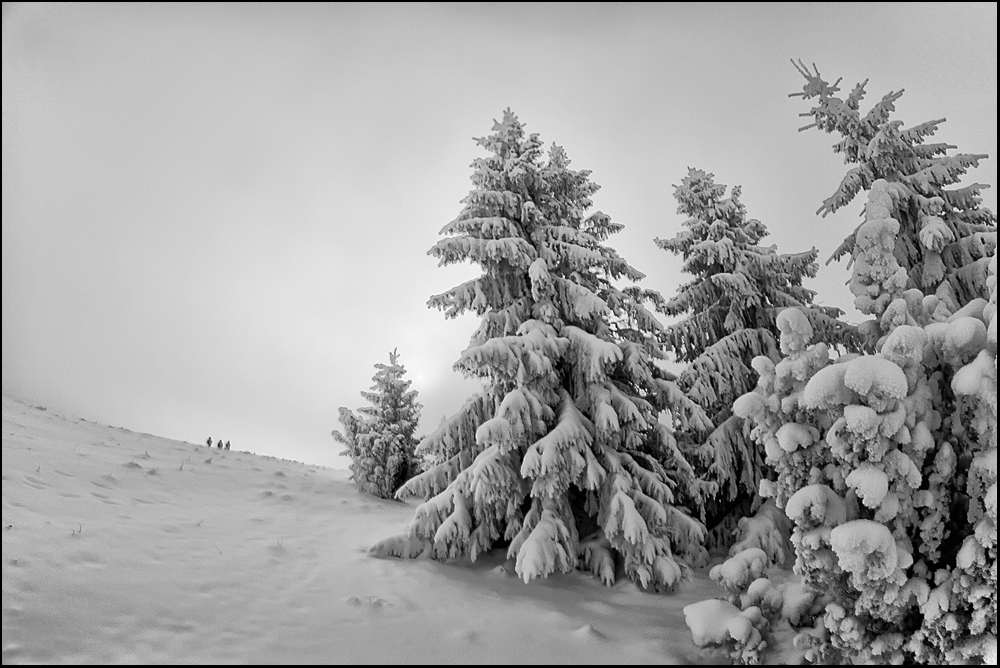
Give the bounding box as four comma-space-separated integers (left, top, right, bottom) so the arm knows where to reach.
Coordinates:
217, 439, 223, 449
224, 440, 230, 450
206, 436, 213, 448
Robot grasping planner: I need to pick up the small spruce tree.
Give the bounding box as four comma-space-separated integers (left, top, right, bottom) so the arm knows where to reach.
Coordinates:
333, 349, 422, 499
655, 168, 856, 537
372, 110, 712, 590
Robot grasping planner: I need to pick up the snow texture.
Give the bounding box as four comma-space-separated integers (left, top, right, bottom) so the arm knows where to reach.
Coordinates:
775, 422, 818, 453
785, 484, 846, 526
709, 547, 769, 593
842, 356, 907, 404
880, 325, 927, 367
683, 598, 757, 647
801, 363, 856, 410
829, 519, 897, 581
729, 499, 792, 568
778, 579, 817, 626
775, 308, 813, 355
845, 464, 889, 508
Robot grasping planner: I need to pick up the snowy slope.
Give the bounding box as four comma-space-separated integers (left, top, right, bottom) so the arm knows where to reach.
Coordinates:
1, 396, 729, 664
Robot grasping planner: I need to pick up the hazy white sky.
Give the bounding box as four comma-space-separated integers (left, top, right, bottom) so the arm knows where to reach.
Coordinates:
3, 2, 997, 468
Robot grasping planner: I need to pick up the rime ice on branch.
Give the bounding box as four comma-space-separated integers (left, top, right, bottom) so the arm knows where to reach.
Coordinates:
372, 110, 709, 590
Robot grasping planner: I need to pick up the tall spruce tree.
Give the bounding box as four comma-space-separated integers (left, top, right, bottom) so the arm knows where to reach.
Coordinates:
723, 65, 998, 663
655, 168, 856, 536
737, 182, 996, 664
371, 110, 713, 590
333, 349, 422, 499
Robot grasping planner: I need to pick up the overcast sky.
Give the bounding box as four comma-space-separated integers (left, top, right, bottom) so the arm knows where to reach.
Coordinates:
3, 2, 997, 469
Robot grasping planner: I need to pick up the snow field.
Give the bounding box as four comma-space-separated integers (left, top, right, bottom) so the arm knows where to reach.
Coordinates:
1, 397, 730, 664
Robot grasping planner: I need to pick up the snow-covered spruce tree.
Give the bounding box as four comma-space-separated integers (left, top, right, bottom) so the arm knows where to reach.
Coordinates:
735, 180, 997, 664
655, 168, 857, 538
333, 349, 422, 499
371, 110, 712, 589
949, 249, 997, 662
791, 60, 996, 332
